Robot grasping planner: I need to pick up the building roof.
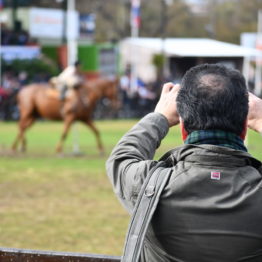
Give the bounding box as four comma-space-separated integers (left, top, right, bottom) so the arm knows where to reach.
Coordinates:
123, 37, 262, 58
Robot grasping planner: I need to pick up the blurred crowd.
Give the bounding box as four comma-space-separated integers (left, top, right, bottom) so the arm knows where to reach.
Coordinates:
118, 68, 160, 118
1, 24, 37, 46
0, 71, 27, 120
0, 22, 41, 120
0, 69, 51, 121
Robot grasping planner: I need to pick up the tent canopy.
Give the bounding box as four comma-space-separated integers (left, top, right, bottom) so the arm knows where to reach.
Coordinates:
123, 37, 262, 58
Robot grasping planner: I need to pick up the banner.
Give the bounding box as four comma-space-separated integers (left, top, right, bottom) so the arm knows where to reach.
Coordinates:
29, 7, 79, 39
0, 46, 41, 61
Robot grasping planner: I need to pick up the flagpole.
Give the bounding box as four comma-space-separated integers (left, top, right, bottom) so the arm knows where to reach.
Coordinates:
130, 0, 140, 97
131, 20, 138, 38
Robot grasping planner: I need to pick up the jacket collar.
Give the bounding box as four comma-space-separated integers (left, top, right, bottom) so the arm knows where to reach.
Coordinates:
161, 143, 260, 168
184, 130, 247, 152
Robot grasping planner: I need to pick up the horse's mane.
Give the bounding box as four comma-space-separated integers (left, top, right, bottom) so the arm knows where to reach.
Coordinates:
83, 77, 118, 91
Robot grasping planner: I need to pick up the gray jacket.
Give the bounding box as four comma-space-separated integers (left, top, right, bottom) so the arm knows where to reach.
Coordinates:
106, 113, 262, 262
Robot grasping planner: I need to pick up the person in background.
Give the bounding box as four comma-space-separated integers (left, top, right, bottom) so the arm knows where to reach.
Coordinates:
137, 77, 157, 116
106, 64, 262, 261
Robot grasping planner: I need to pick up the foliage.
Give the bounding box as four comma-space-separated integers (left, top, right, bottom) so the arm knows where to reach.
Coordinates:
152, 53, 166, 80
152, 54, 165, 70
77, 0, 262, 44
206, 0, 262, 43
2, 58, 59, 82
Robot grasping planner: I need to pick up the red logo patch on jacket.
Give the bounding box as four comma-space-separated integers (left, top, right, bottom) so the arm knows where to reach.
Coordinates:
211, 171, 221, 180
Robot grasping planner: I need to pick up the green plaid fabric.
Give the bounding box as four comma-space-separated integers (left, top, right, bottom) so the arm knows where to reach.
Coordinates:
185, 130, 247, 152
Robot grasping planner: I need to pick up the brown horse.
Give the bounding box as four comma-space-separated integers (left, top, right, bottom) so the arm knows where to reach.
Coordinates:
12, 77, 119, 154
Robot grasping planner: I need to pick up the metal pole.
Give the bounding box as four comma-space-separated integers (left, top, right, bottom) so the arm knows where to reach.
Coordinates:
62, 0, 67, 44
161, 0, 169, 81
130, 0, 140, 97
243, 56, 250, 87
67, 0, 80, 155
67, 0, 78, 67
0, 12, 7, 89
130, 31, 138, 97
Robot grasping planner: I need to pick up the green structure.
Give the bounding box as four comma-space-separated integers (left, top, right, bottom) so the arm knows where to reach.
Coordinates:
42, 43, 118, 75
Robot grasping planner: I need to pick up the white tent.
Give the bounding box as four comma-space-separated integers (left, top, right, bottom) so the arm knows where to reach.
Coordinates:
122, 37, 261, 57
120, 37, 262, 84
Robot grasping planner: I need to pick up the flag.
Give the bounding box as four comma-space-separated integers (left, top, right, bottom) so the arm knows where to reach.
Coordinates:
130, 0, 141, 29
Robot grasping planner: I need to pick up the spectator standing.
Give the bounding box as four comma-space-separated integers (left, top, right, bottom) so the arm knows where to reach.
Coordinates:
107, 64, 262, 261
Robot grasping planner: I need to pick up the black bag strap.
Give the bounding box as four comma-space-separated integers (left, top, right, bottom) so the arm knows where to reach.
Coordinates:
121, 155, 175, 262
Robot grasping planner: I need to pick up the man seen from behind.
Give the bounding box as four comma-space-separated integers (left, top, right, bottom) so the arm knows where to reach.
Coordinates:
106, 64, 262, 261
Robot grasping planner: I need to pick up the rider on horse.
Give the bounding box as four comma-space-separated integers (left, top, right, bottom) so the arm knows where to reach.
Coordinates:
50, 61, 85, 101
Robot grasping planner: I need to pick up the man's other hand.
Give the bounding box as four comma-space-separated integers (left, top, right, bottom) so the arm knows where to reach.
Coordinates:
248, 92, 262, 134
154, 83, 180, 127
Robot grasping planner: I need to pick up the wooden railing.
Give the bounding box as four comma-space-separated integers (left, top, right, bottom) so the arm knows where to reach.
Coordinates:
0, 247, 121, 262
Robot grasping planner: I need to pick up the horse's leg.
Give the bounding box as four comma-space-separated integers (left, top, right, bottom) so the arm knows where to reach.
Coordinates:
12, 117, 35, 152
20, 118, 35, 152
56, 116, 74, 153
12, 123, 24, 151
84, 120, 104, 155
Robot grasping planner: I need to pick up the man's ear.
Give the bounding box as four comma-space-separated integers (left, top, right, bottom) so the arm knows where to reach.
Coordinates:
240, 119, 248, 140
179, 118, 188, 141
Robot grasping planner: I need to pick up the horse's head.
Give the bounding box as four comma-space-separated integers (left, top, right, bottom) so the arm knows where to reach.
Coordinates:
101, 77, 121, 110
81, 77, 121, 115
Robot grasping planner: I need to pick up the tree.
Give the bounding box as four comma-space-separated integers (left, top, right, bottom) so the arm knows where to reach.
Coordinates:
206, 0, 262, 43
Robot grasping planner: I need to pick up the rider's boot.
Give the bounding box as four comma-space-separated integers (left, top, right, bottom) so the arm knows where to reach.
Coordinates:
60, 85, 67, 101
59, 85, 67, 116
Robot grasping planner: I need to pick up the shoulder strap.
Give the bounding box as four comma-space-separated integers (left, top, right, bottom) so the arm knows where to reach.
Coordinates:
121, 154, 176, 262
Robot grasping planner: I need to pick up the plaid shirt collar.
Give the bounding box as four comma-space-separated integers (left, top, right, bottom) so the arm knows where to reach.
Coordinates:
185, 130, 247, 152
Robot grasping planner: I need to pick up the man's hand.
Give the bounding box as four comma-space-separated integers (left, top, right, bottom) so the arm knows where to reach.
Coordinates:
154, 83, 180, 127
248, 92, 262, 134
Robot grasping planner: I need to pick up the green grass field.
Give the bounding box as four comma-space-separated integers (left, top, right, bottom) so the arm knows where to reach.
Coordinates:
0, 120, 261, 256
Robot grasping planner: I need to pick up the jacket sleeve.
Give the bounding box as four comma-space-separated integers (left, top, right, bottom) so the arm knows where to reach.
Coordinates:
106, 112, 169, 213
